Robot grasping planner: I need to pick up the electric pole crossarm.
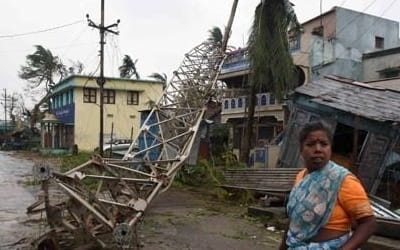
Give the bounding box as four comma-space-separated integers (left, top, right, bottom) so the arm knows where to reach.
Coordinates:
86, 0, 120, 157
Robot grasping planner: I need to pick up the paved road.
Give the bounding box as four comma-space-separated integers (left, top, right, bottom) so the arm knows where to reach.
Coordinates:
0, 151, 38, 249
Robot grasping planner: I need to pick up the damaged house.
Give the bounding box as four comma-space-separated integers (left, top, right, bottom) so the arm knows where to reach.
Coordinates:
278, 75, 400, 208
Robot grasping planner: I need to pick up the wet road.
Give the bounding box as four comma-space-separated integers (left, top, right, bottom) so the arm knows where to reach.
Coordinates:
0, 151, 38, 249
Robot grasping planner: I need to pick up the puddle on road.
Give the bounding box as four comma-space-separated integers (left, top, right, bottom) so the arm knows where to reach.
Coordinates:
0, 151, 40, 249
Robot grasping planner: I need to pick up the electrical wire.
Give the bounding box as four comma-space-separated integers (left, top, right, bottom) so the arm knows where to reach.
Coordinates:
0, 20, 84, 39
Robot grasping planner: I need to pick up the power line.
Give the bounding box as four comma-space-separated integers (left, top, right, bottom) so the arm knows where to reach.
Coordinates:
0, 20, 84, 39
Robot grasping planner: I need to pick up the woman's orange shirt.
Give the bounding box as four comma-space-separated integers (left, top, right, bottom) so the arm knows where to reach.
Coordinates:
294, 169, 374, 232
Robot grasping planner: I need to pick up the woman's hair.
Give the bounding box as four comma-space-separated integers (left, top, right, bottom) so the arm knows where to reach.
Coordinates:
298, 120, 334, 146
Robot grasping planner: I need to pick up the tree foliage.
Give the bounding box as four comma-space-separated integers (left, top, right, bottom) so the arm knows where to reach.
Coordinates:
68, 60, 85, 75
247, 0, 299, 99
208, 26, 223, 46
19, 45, 67, 92
149, 72, 167, 90
18, 45, 83, 129
241, 0, 300, 162
119, 55, 140, 79
149, 72, 167, 83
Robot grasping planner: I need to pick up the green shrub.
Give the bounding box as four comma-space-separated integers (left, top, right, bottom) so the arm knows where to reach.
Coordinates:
175, 159, 225, 187
59, 151, 92, 172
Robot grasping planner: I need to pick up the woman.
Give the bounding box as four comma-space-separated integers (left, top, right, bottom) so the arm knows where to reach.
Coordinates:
280, 120, 375, 250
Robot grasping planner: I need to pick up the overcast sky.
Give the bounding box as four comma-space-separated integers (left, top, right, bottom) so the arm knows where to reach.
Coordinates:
0, 0, 399, 114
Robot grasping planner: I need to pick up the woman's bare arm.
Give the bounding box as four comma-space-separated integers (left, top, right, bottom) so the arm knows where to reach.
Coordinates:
341, 215, 376, 250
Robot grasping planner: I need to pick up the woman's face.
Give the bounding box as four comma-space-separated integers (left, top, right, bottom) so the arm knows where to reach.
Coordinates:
300, 129, 331, 171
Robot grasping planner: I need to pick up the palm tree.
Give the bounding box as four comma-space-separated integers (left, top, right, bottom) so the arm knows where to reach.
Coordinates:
19, 45, 67, 129
208, 26, 223, 46
240, 0, 300, 163
119, 55, 140, 79
68, 60, 85, 75
149, 72, 167, 89
19, 45, 66, 92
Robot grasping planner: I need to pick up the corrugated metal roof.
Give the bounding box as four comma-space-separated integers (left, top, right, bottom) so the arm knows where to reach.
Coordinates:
295, 75, 400, 122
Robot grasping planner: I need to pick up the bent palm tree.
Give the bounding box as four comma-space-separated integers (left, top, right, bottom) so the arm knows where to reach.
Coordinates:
119, 55, 140, 79
19, 45, 66, 92
241, 0, 300, 162
149, 72, 167, 83
19, 45, 67, 129
149, 72, 167, 89
208, 26, 223, 46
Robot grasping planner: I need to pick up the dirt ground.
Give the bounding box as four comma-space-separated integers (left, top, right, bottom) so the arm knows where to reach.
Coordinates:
8, 151, 400, 249
138, 187, 282, 250
9, 151, 282, 249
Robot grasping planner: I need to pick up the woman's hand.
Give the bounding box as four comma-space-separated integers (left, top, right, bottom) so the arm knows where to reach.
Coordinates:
341, 215, 376, 250
279, 225, 289, 250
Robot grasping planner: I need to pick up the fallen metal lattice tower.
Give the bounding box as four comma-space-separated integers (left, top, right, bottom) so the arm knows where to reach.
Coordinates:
27, 41, 226, 249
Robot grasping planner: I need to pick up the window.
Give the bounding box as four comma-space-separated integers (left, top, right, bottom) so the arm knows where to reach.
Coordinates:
104, 89, 115, 104
231, 99, 236, 109
238, 98, 243, 108
375, 36, 384, 49
127, 91, 139, 105
269, 93, 276, 105
70, 89, 74, 104
379, 69, 400, 79
83, 88, 96, 103
224, 100, 229, 109
289, 33, 301, 52
261, 95, 267, 105
65, 92, 69, 105
57, 95, 60, 108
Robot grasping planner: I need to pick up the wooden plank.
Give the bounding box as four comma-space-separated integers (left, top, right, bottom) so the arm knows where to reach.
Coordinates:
375, 218, 400, 240
222, 167, 297, 195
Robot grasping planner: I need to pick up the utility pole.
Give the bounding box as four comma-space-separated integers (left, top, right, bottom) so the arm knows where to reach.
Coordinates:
1, 89, 9, 133
3, 89, 6, 132
87, 0, 120, 156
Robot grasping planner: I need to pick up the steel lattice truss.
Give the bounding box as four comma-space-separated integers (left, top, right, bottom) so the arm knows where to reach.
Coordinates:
28, 41, 226, 249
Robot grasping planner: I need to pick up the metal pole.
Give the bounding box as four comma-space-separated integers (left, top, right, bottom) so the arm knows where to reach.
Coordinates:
110, 122, 114, 157
87, 0, 119, 156
97, 0, 106, 156
130, 126, 133, 140
4, 89, 6, 132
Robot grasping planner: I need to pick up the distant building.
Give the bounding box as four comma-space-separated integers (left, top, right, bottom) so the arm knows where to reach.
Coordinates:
363, 46, 400, 82
41, 75, 164, 151
291, 6, 400, 82
218, 49, 285, 162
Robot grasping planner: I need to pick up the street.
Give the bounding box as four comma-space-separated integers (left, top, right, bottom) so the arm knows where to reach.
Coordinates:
0, 151, 38, 249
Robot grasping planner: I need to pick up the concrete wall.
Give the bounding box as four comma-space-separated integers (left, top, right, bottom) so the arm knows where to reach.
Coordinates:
301, 7, 400, 81
292, 10, 336, 83
363, 51, 400, 81
336, 8, 399, 54
318, 7, 400, 81
71, 77, 163, 151
313, 58, 362, 80
311, 35, 335, 67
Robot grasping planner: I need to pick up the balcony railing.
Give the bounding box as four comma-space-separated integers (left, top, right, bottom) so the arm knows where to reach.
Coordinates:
221, 92, 280, 112
220, 88, 250, 98
221, 48, 250, 74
